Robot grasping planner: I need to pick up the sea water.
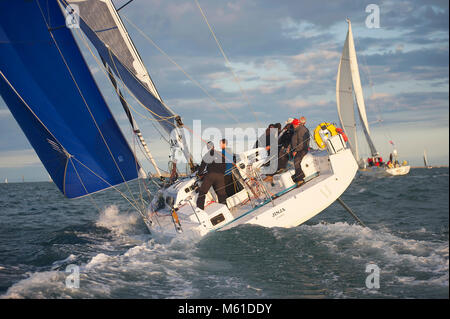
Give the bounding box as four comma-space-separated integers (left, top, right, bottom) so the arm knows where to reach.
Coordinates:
0, 168, 448, 298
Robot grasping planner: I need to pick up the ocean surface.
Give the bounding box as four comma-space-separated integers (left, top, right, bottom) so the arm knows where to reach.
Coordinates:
0, 168, 448, 299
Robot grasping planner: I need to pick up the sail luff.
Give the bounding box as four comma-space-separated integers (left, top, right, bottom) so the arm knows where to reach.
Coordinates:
347, 20, 378, 157
336, 29, 359, 162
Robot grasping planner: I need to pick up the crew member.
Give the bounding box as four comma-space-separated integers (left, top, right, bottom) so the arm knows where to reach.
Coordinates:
220, 138, 241, 197
196, 141, 227, 210
255, 124, 277, 156
290, 116, 310, 185
277, 118, 294, 171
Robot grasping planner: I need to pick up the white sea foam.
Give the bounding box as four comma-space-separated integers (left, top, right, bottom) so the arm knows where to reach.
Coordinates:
96, 205, 138, 235
51, 254, 77, 270
1, 271, 69, 299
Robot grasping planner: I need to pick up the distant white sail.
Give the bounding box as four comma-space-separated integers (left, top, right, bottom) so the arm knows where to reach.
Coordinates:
337, 19, 379, 163
336, 28, 359, 162
346, 20, 378, 157
423, 149, 430, 167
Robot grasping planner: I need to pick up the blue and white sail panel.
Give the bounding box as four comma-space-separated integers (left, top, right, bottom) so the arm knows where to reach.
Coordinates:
0, 1, 141, 198
60, 0, 177, 134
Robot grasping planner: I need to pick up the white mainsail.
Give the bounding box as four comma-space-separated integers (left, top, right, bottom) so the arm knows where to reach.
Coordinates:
336, 27, 359, 162
337, 19, 379, 164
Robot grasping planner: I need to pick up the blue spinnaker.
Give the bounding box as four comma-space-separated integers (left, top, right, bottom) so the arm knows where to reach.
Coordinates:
0, 1, 141, 198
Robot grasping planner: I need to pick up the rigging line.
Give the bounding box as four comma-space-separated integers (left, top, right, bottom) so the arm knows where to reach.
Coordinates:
1, 67, 141, 209
0, 72, 65, 151
76, 24, 251, 173
71, 156, 148, 217
103, 41, 160, 209
130, 127, 148, 211
108, 0, 166, 105
354, 36, 394, 144
134, 136, 170, 175
67, 19, 174, 121
68, 157, 102, 213
193, 0, 263, 128
103, 51, 162, 178
151, 121, 170, 145
74, 28, 177, 123
74, 30, 188, 175
73, 31, 158, 206
121, 15, 242, 125
40, 6, 141, 209
116, 0, 134, 12
0, 70, 75, 197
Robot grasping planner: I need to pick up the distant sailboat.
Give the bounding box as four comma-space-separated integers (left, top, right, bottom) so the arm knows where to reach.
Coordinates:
4, 178, 7, 184
423, 150, 432, 169
336, 19, 410, 177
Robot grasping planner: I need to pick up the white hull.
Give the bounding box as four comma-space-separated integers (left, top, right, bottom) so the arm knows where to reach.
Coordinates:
147, 135, 358, 238
385, 165, 410, 176
359, 165, 410, 177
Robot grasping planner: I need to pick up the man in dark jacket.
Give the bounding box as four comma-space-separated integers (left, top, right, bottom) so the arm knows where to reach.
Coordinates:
277, 119, 294, 171
290, 116, 310, 185
196, 141, 227, 210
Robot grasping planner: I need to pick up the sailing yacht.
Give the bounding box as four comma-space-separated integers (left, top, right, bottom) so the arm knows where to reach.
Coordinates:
423, 150, 432, 169
0, 1, 359, 238
336, 19, 410, 177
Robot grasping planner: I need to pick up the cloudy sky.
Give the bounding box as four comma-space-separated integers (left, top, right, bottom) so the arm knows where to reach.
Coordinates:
0, 0, 448, 181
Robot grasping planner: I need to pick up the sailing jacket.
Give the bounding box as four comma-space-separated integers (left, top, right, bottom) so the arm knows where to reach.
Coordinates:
291, 125, 310, 154
198, 149, 226, 175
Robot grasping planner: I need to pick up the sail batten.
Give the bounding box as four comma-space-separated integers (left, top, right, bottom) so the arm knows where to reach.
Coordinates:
0, 1, 141, 198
